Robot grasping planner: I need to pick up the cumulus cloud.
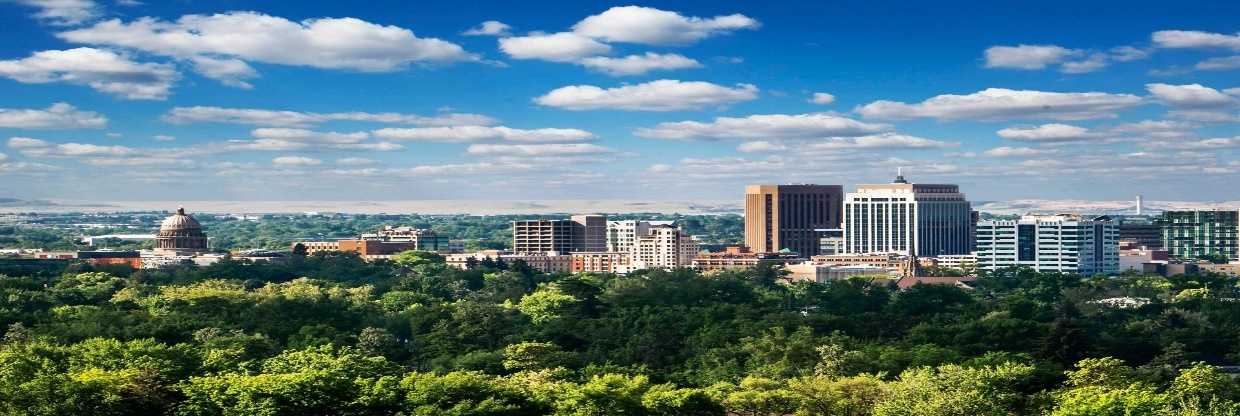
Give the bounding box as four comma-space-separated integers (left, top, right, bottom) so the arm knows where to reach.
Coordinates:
577, 53, 701, 76
499, 32, 611, 62
635, 113, 889, 140
855, 88, 1143, 121
571, 6, 759, 46
373, 125, 595, 143
1141, 136, 1240, 150
1196, 55, 1240, 71
1060, 53, 1110, 74
983, 146, 1058, 157
0, 102, 107, 129
809, 92, 836, 104
7, 137, 51, 149
153, 134, 175, 141
807, 133, 956, 150
1152, 30, 1240, 51
465, 143, 616, 157
535, 80, 758, 111
336, 157, 374, 166
737, 141, 787, 153
0, 48, 178, 100
996, 123, 1106, 142
162, 106, 497, 127
463, 20, 512, 36
272, 156, 321, 166
13, 0, 99, 26
57, 12, 477, 87
189, 56, 258, 89
984, 45, 1077, 69
1146, 83, 1238, 109
250, 128, 369, 144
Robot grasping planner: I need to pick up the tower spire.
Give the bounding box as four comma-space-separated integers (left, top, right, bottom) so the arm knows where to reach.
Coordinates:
893, 167, 908, 184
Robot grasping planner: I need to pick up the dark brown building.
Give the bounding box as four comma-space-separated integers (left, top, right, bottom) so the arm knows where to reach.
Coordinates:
744, 184, 843, 257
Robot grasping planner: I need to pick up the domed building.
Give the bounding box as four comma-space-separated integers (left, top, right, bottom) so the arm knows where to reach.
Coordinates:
155, 207, 209, 254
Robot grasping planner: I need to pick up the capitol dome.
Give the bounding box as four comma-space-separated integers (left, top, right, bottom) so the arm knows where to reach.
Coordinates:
155, 207, 208, 252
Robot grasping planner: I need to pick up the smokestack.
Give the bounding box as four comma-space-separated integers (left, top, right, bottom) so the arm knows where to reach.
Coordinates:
1136, 195, 1143, 216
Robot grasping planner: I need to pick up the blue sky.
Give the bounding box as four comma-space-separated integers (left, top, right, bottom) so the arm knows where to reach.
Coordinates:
0, 0, 1237, 202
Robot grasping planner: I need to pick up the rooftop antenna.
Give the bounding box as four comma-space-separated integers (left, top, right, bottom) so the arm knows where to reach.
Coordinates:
893, 167, 909, 184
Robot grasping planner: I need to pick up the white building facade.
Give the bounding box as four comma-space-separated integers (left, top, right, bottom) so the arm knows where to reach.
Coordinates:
629, 225, 699, 270
975, 215, 1119, 275
842, 175, 973, 256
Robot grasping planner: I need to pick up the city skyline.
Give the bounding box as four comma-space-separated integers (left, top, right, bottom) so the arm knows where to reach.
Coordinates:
1, 1, 1238, 202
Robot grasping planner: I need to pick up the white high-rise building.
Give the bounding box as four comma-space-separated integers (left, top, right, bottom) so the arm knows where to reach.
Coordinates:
842, 172, 973, 256
629, 225, 699, 270
975, 214, 1119, 275
607, 220, 652, 253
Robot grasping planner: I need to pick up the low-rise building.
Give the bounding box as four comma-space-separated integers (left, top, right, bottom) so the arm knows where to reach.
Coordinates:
810, 253, 906, 270
1199, 262, 1240, 276
1119, 248, 1169, 273
692, 246, 803, 272
295, 227, 454, 260
77, 250, 141, 268
571, 251, 630, 273
445, 250, 572, 273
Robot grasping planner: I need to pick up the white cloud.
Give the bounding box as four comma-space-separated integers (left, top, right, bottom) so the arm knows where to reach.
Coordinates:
153, 134, 175, 141
272, 156, 321, 166
997, 123, 1105, 142
1060, 53, 1110, 74
1152, 30, 1240, 51
1146, 83, 1238, 109
18, 141, 136, 157
1168, 110, 1239, 123
856, 88, 1143, 121
1196, 55, 1240, 71
1142, 137, 1240, 150
737, 141, 786, 153
1109, 46, 1152, 62
0, 152, 6, 162
373, 125, 595, 143
14, 0, 99, 26
1111, 120, 1197, 139
0, 102, 107, 129
577, 53, 701, 76
463, 20, 511, 36
983, 146, 1057, 157
189, 56, 258, 89
984, 45, 1077, 69
162, 106, 497, 127
535, 79, 758, 111
7, 137, 51, 149
635, 113, 889, 140
498, 32, 611, 62
250, 128, 369, 144
0, 48, 178, 100
807, 133, 956, 150
57, 12, 476, 87
397, 161, 539, 176
809, 92, 836, 105
336, 157, 374, 166
465, 143, 616, 157
571, 6, 759, 46
331, 142, 404, 152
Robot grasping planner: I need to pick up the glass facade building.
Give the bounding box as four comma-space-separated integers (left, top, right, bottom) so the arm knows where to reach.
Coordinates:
1159, 210, 1239, 261
975, 215, 1119, 275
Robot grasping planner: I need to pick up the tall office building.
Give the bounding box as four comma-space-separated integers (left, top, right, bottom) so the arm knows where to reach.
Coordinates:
607, 220, 660, 253
1160, 210, 1240, 261
512, 215, 607, 253
744, 184, 843, 257
572, 214, 608, 252
975, 215, 1119, 275
842, 173, 972, 256
1112, 215, 1163, 250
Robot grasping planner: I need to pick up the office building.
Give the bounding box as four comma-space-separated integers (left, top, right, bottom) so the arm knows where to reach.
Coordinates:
445, 250, 572, 273
1109, 215, 1163, 250
512, 215, 607, 253
975, 214, 1119, 275
630, 224, 699, 270
842, 173, 972, 256
1160, 210, 1239, 261
362, 226, 451, 251
606, 220, 670, 253
744, 184, 844, 257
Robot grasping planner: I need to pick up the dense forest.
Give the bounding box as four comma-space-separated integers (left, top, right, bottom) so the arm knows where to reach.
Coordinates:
0, 213, 745, 251
1, 253, 1239, 415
